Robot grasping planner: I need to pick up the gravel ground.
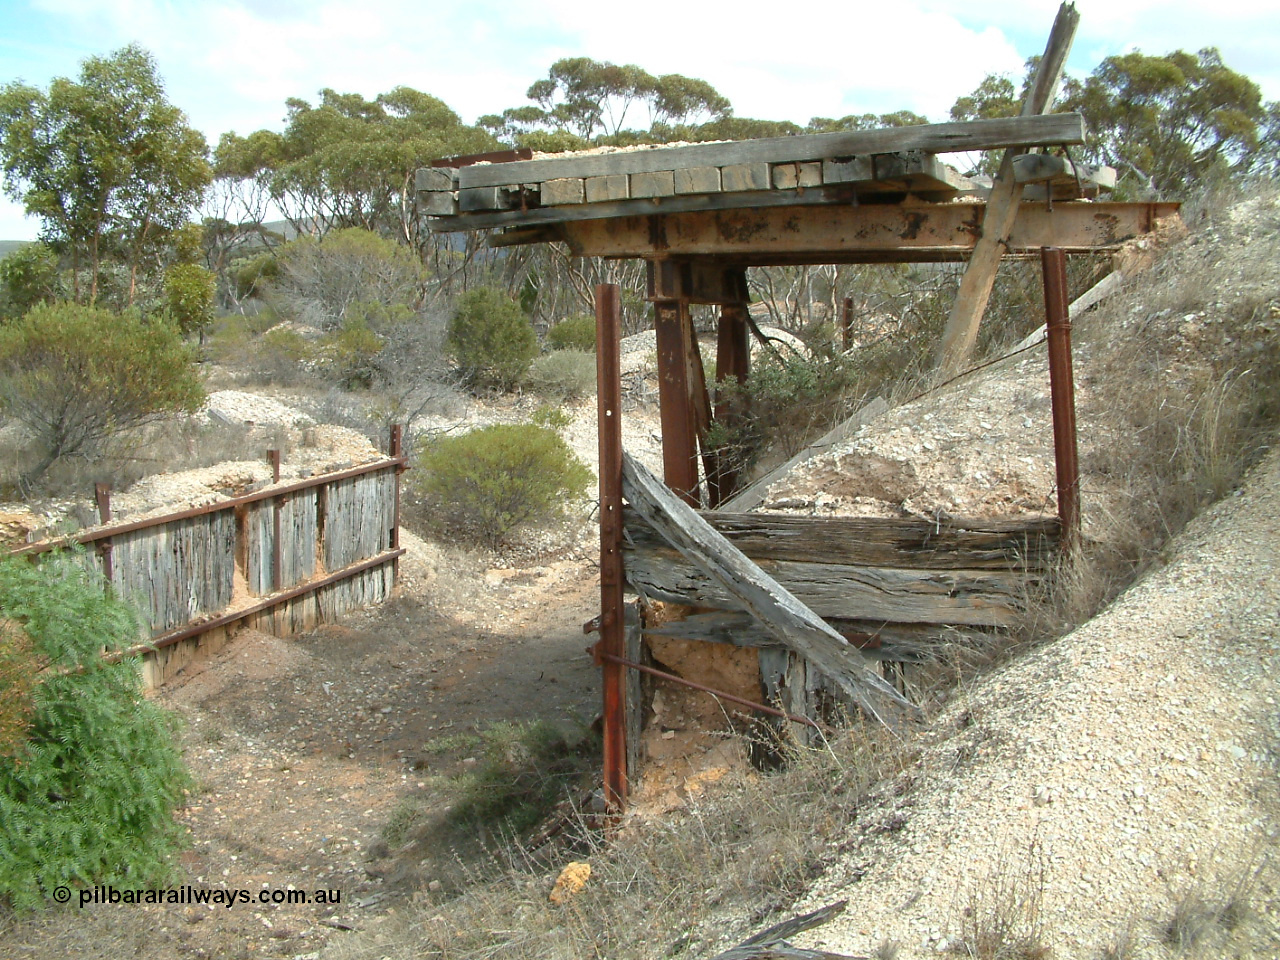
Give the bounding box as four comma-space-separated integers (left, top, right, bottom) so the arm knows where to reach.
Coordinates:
789, 445, 1280, 957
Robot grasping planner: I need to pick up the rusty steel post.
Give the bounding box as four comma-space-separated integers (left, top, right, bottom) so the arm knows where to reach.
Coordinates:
653, 298, 701, 506
94, 482, 113, 591
1042, 247, 1080, 551
596, 283, 628, 810
841, 296, 855, 352
710, 297, 751, 506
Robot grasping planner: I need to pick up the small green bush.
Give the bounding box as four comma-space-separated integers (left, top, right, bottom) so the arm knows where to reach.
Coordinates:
0, 243, 62, 319
546, 313, 597, 352
0, 551, 192, 910
446, 288, 537, 392
527, 348, 596, 400
162, 262, 216, 336
414, 422, 591, 548
254, 325, 315, 383
0, 302, 205, 485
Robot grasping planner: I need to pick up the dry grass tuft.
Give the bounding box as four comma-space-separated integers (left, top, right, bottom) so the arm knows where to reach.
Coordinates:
949, 841, 1051, 960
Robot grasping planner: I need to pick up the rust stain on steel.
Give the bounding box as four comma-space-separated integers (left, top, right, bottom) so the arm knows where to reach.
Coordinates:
596, 283, 629, 810
647, 215, 668, 251
899, 210, 929, 241
1042, 247, 1080, 552
714, 211, 771, 245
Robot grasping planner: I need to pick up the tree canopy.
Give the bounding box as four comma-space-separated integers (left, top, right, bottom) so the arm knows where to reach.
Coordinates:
0, 44, 211, 303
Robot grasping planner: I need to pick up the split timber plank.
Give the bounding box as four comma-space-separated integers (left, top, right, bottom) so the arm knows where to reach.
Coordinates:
645, 610, 990, 662
621, 453, 919, 724
586, 174, 629, 202
454, 114, 1087, 189
542, 177, 585, 205
631, 170, 675, 198
624, 507, 1060, 569
415, 167, 456, 192
721, 162, 771, 192
773, 162, 822, 189
624, 545, 1029, 627
675, 166, 721, 194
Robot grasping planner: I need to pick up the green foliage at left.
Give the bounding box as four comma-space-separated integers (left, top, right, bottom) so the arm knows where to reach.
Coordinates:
0, 551, 192, 910
0, 243, 63, 320
0, 302, 205, 484
446, 287, 538, 392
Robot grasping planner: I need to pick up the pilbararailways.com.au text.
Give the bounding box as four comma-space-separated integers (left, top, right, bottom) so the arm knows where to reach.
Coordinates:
66, 884, 342, 909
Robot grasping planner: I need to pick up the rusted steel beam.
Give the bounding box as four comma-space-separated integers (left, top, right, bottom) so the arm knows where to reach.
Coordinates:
709, 296, 751, 507
596, 283, 628, 810
597, 649, 822, 731
389, 424, 403, 583
430, 147, 533, 168
1042, 247, 1080, 551
108, 548, 405, 661
557, 201, 1181, 263
10, 456, 407, 558
653, 299, 701, 506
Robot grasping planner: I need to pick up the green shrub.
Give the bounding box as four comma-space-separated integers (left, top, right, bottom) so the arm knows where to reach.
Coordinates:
162, 262, 216, 336
446, 287, 537, 392
233, 251, 278, 301
0, 551, 191, 910
0, 302, 205, 485
255, 325, 315, 383
0, 243, 62, 320
414, 422, 591, 548
527, 348, 596, 400
546, 313, 597, 352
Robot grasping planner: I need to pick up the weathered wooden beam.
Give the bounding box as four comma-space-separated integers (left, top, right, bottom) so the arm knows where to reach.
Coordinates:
625, 544, 1031, 627
626, 508, 1060, 569
552, 201, 1180, 263
455, 114, 1087, 189
621, 453, 919, 724
935, 1, 1080, 375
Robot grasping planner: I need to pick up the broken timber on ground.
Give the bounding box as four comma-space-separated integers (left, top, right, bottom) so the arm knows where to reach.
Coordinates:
621, 453, 919, 726
709, 899, 864, 960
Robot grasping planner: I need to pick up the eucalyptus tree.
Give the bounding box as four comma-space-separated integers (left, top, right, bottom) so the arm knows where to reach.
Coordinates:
0, 44, 211, 304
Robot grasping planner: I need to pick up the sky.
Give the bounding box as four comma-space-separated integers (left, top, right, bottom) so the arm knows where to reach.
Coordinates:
1, 0, 1278, 241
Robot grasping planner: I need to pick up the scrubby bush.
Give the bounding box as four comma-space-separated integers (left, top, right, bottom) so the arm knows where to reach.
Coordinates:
268, 227, 426, 330
527, 348, 596, 400
162, 261, 216, 337
414, 422, 591, 548
546, 313, 597, 352
446, 287, 538, 392
0, 551, 191, 910
0, 243, 63, 319
0, 302, 204, 485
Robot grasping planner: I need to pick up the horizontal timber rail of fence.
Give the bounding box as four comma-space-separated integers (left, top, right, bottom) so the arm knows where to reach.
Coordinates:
9, 430, 408, 688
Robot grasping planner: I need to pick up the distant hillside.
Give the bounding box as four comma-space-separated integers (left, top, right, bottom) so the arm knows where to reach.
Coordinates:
0, 240, 30, 259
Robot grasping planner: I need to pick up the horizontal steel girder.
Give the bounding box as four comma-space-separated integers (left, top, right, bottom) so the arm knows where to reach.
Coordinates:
554, 200, 1181, 265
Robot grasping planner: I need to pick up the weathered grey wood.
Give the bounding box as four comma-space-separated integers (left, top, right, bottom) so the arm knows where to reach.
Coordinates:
936, 2, 1080, 375
675, 166, 721, 194
420, 192, 458, 216
458, 186, 508, 212
622, 453, 918, 724
415, 167, 456, 192
631, 170, 675, 198
625, 543, 1028, 626
644, 610, 988, 661
721, 162, 771, 192
822, 156, 875, 184
585, 174, 628, 202
773, 162, 821, 189
1012, 153, 1115, 190
454, 114, 1087, 189
626, 507, 1059, 569
542, 177, 585, 205
718, 396, 890, 512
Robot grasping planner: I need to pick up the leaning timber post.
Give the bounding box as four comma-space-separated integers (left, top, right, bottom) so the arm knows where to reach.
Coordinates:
1042, 247, 1081, 551
710, 295, 751, 506
94, 482, 113, 595
595, 283, 628, 810
389, 424, 403, 585
841, 296, 855, 353
653, 298, 701, 506
268, 449, 283, 592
